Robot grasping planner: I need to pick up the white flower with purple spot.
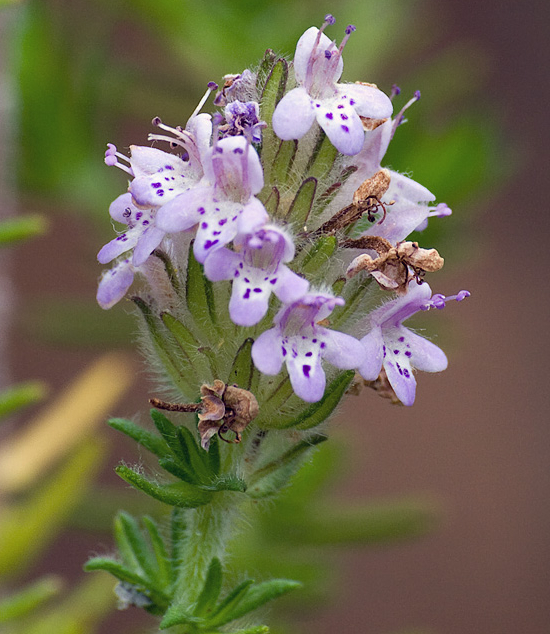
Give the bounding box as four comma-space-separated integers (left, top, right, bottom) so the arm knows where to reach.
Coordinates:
252, 292, 366, 402
97, 193, 165, 267
272, 16, 393, 155
203, 224, 309, 326
156, 135, 268, 263
358, 281, 470, 405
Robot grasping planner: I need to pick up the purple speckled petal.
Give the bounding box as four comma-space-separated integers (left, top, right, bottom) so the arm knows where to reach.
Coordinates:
337, 83, 393, 119
156, 186, 212, 233
97, 229, 140, 264
129, 146, 187, 179
401, 328, 448, 372
133, 226, 165, 266
293, 26, 343, 85
109, 193, 134, 224
193, 203, 241, 263
229, 277, 271, 326
204, 136, 264, 197
390, 171, 436, 203
272, 266, 309, 304
272, 87, 317, 141
322, 329, 366, 369
186, 113, 212, 161
96, 260, 134, 310
357, 327, 385, 380
203, 247, 241, 282
316, 100, 364, 155
286, 354, 326, 403
252, 328, 284, 375
383, 349, 417, 406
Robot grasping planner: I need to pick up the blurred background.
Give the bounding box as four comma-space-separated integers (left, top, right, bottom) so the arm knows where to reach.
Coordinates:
0, 0, 548, 633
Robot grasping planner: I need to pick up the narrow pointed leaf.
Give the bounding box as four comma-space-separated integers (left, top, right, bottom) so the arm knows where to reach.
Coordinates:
192, 557, 223, 617
177, 425, 213, 483
206, 579, 254, 628
247, 435, 327, 498
307, 132, 339, 181
294, 371, 355, 430
142, 516, 172, 590
115, 512, 159, 581
150, 409, 190, 467
285, 177, 317, 227
158, 456, 197, 485
300, 235, 337, 277
115, 465, 213, 508
256, 48, 277, 92
153, 249, 181, 294
202, 475, 247, 493
206, 434, 221, 476
162, 311, 213, 379
108, 417, 168, 459
272, 140, 297, 185
171, 508, 188, 581
160, 603, 203, 629
263, 186, 280, 216
214, 579, 301, 625
260, 58, 288, 183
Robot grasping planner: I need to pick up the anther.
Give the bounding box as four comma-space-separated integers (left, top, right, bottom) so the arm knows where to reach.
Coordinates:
188, 81, 218, 121
391, 89, 422, 138
390, 84, 401, 100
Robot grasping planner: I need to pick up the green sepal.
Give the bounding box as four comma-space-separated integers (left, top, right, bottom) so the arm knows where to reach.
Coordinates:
259, 57, 288, 184
161, 312, 213, 381
153, 249, 181, 295
0, 575, 61, 624
150, 409, 188, 461
170, 509, 188, 581
114, 511, 159, 580
228, 337, 258, 392
0, 380, 48, 420
132, 297, 195, 399
158, 456, 198, 485
115, 465, 213, 508
210, 579, 301, 627
300, 235, 337, 277
159, 604, 203, 629
177, 425, 214, 484
332, 276, 346, 296
201, 475, 247, 493
205, 579, 254, 628
307, 131, 339, 181
192, 557, 223, 618
247, 435, 327, 499
229, 627, 270, 634
255, 375, 294, 426
206, 434, 221, 477
263, 186, 280, 216
294, 370, 355, 430
285, 176, 317, 226
108, 417, 168, 459
271, 139, 297, 186
186, 241, 218, 335
256, 48, 277, 92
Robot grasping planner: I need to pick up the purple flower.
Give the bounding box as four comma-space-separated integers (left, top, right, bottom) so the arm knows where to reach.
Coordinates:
358, 281, 470, 405
204, 224, 309, 326
252, 292, 366, 402
156, 136, 267, 263
96, 258, 136, 310
222, 100, 263, 143
272, 18, 393, 155
97, 193, 165, 267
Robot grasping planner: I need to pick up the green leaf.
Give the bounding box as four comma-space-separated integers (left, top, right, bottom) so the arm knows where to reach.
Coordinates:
152, 249, 181, 295
206, 579, 254, 628
227, 338, 258, 392
0, 214, 48, 246
177, 425, 213, 484
161, 312, 213, 380
247, 435, 327, 499
142, 516, 172, 589
213, 579, 301, 625
115, 465, 213, 508
0, 381, 48, 420
158, 457, 198, 485
202, 475, 247, 493
263, 186, 280, 216
205, 434, 221, 477
115, 512, 158, 581
150, 409, 189, 466
230, 627, 270, 634
285, 176, 317, 226
170, 508, 188, 581
294, 370, 355, 430
159, 604, 202, 629
192, 557, 223, 617
0, 575, 62, 624
186, 242, 217, 335
108, 417, 168, 459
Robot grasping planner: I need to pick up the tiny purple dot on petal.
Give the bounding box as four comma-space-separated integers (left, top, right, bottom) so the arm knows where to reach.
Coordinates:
201, 222, 208, 229
325, 112, 334, 120
305, 352, 312, 357
337, 104, 344, 109
302, 365, 311, 378
243, 289, 251, 299
398, 336, 405, 342
405, 351, 412, 357
349, 99, 355, 105
253, 288, 262, 293
341, 125, 349, 133
340, 113, 348, 120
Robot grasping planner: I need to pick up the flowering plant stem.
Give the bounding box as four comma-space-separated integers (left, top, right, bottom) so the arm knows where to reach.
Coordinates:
86, 14, 469, 632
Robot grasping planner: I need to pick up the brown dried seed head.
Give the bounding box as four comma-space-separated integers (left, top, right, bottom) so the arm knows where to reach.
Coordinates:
222, 385, 259, 432
397, 242, 444, 272
200, 379, 226, 399
353, 169, 391, 205
198, 394, 226, 422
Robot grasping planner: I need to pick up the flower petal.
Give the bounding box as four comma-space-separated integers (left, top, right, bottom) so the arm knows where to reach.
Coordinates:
109, 193, 134, 224
337, 83, 393, 119
96, 260, 134, 310
404, 329, 448, 372
316, 100, 364, 155
383, 351, 417, 406
252, 328, 284, 375
272, 87, 316, 141
203, 247, 240, 282
358, 327, 385, 380
237, 197, 269, 235
97, 230, 140, 264
133, 226, 165, 266
193, 203, 242, 263
272, 266, 309, 304
229, 278, 271, 326
390, 171, 436, 203
294, 26, 343, 85
155, 187, 212, 233
286, 354, 326, 402
322, 329, 366, 369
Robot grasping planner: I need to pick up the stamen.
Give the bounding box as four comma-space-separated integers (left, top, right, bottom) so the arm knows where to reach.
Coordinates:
421, 290, 471, 311
390, 84, 401, 100
305, 15, 336, 92
104, 144, 134, 175
188, 82, 218, 122
391, 90, 422, 138
324, 14, 336, 25
428, 202, 452, 218
338, 25, 356, 54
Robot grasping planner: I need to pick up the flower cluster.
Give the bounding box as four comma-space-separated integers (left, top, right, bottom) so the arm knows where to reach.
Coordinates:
97, 15, 469, 408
